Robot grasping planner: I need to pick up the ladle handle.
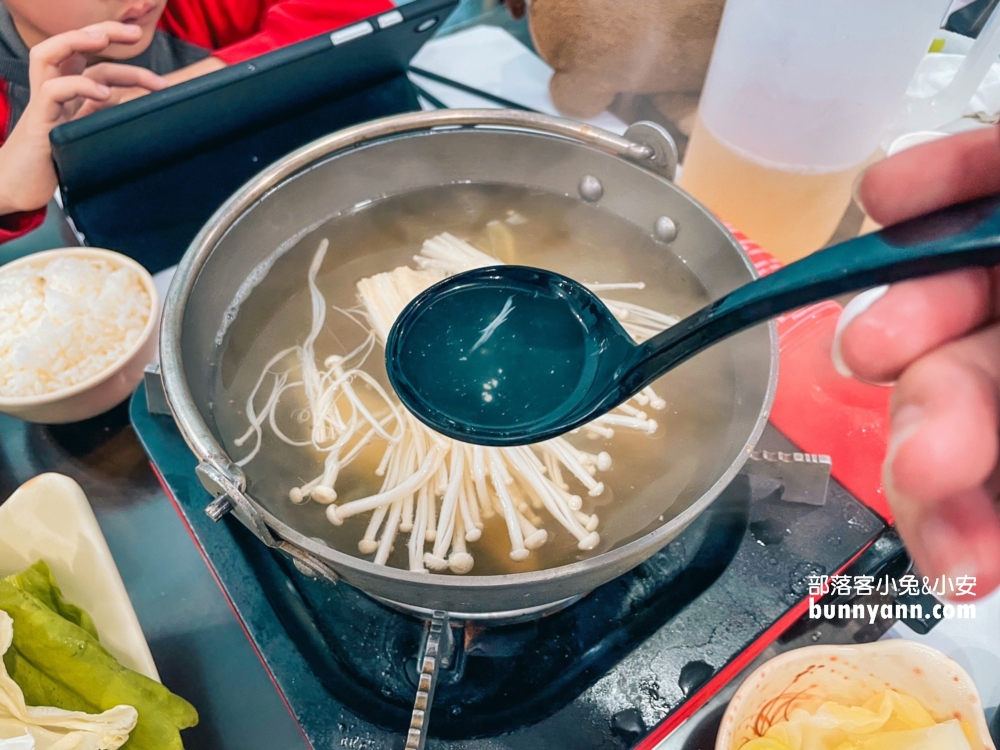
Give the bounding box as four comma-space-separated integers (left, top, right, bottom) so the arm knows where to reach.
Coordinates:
626, 194, 1000, 394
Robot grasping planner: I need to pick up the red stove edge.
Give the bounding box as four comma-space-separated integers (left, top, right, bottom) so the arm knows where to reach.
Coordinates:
632, 541, 875, 750
149, 462, 313, 749
632, 234, 895, 749
736, 232, 893, 523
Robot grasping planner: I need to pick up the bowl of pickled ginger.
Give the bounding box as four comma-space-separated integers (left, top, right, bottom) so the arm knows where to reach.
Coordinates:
717, 640, 996, 750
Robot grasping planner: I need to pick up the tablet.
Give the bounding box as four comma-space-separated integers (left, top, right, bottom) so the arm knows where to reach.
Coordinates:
51, 0, 459, 197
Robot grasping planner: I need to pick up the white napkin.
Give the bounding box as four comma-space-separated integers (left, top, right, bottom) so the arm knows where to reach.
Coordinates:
906, 52, 1000, 124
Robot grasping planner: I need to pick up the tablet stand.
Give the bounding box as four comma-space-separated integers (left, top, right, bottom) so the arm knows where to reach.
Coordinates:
61, 73, 421, 274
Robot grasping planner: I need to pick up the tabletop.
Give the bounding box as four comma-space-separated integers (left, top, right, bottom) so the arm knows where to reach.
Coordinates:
0, 403, 309, 749
1, 1, 997, 747
0, 5, 532, 748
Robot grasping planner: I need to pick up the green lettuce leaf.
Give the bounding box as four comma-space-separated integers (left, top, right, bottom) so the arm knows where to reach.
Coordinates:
0, 561, 199, 749
5, 560, 98, 640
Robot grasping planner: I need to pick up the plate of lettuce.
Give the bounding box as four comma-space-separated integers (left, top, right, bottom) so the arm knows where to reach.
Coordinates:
0, 474, 198, 748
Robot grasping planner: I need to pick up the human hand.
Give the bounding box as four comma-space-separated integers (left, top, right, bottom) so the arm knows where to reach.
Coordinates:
0, 22, 167, 216
834, 125, 1000, 597
109, 56, 226, 107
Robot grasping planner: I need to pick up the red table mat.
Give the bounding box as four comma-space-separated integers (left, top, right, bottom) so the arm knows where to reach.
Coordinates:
734, 229, 893, 522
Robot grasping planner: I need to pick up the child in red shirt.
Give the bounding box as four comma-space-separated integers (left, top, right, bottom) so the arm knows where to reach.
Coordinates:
0, 0, 391, 243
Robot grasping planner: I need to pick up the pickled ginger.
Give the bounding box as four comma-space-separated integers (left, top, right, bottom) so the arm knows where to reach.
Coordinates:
739, 689, 975, 750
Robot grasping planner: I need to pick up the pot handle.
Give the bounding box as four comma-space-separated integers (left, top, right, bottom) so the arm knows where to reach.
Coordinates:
624, 121, 678, 181
316, 109, 676, 179
197, 461, 341, 584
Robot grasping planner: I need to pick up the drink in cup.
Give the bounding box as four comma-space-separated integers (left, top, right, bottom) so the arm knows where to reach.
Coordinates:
679, 0, 961, 262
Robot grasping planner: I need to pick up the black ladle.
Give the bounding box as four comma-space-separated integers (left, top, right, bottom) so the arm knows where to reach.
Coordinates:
386, 195, 1000, 446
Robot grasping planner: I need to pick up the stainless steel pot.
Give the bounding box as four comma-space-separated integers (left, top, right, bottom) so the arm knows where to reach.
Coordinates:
160, 109, 778, 616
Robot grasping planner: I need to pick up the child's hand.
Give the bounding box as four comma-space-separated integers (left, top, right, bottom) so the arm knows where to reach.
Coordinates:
0, 22, 168, 217
834, 125, 1000, 597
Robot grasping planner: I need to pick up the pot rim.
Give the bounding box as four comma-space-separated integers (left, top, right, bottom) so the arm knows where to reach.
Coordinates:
160, 109, 779, 592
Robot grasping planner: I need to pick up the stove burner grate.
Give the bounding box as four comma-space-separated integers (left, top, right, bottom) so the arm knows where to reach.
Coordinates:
131, 387, 893, 749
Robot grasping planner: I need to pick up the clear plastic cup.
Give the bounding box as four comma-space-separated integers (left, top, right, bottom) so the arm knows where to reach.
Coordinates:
679, 0, 993, 262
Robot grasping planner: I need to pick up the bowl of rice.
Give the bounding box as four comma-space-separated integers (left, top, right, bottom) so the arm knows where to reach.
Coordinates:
0, 248, 158, 424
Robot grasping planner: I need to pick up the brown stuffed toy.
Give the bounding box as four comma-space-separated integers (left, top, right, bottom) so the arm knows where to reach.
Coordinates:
507, 0, 725, 136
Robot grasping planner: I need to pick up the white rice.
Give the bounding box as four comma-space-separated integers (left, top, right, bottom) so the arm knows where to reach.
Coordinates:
0, 256, 151, 399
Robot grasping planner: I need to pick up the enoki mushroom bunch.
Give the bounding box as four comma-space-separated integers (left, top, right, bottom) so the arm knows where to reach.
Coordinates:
235, 232, 679, 574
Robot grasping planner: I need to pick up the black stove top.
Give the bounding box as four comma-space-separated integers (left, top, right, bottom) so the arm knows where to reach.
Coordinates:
131, 383, 894, 749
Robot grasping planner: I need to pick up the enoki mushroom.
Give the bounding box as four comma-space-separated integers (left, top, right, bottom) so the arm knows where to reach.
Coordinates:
235, 231, 678, 574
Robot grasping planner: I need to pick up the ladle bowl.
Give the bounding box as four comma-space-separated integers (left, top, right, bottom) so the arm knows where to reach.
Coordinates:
388, 194, 1000, 446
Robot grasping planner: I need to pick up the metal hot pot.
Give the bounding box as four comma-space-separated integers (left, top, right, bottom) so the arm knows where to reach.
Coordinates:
160, 109, 778, 617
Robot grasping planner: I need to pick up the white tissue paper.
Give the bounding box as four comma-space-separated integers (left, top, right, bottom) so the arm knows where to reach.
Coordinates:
906, 52, 1000, 124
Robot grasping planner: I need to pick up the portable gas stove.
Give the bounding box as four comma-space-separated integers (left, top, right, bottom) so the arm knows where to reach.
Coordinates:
131, 230, 939, 748
131, 376, 926, 750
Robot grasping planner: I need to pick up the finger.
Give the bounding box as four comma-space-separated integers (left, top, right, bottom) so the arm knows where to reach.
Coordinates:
858, 126, 1000, 226
72, 86, 149, 120
73, 96, 120, 120
116, 86, 152, 105
28, 23, 143, 86
884, 327, 1000, 595
83, 64, 168, 92
835, 268, 998, 382
38, 76, 111, 113
887, 323, 1000, 504
889, 486, 1000, 598
73, 101, 101, 120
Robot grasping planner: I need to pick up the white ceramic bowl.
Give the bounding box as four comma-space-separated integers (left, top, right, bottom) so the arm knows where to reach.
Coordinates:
716, 641, 996, 750
0, 248, 159, 424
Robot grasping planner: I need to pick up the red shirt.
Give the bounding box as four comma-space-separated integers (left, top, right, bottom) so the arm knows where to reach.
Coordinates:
0, 0, 391, 244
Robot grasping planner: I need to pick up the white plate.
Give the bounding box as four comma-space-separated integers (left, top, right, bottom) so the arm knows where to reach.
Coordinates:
0, 473, 159, 681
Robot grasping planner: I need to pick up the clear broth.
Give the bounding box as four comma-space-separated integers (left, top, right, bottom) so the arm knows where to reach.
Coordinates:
212, 184, 737, 576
